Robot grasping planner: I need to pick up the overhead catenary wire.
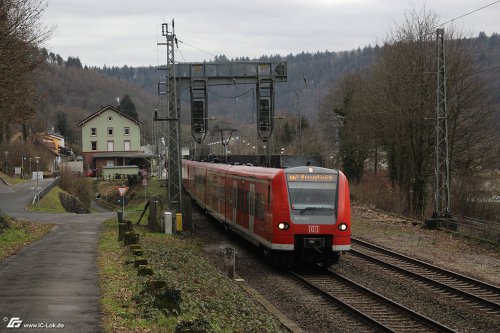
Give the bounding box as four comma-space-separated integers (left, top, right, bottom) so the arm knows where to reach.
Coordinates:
176, 39, 218, 59
175, 39, 187, 62
359, 1, 499, 78
472, 64, 500, 74
439, 0, 500, 27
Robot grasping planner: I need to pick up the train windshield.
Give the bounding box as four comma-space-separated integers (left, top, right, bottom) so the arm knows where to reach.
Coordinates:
286, 173, 337, 212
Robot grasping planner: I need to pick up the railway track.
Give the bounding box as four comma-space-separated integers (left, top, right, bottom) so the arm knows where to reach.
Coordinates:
290, 268, 456, 332
350, 237, 500, 314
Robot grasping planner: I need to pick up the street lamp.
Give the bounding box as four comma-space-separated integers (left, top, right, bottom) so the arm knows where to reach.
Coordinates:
21, 156, 26, 179
3, 151, 8, 175
35, 156, 40, 205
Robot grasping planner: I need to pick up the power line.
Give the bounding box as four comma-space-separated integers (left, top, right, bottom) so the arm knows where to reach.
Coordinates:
472, 64, 500, 74
439, 0, 500, 26
175, 39, 187, 62
176, 39, 217, 58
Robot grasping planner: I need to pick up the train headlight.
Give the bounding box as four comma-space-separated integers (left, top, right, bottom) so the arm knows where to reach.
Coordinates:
278, 222, 290, 230
338, 223, 348, 231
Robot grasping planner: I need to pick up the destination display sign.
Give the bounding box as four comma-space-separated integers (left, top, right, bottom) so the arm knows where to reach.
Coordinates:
286, 174, 335, 182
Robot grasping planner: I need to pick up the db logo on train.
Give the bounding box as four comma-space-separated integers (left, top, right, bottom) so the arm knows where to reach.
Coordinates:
308, 225, 320, 233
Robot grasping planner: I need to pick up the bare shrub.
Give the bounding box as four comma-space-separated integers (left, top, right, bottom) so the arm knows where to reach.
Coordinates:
350, 173, 406, 215
57, 165, 92, 208
452, 172, 500, 221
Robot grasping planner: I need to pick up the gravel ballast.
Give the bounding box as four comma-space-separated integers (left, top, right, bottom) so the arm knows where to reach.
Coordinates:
191, 203, 499, 333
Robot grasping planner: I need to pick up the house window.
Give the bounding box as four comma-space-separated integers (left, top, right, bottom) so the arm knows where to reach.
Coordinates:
124, 127, 130, 135
107, 141, 114, 151
124, 140, 131, 151
91, 128, 96, 136
107, 116, 113, 121
107, 127, 113, 136
91, 141, 97, 151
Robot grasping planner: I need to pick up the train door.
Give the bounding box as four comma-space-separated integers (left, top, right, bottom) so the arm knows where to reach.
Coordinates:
236, 179, 249, 230
217, 173, 223, 216
249, 183, 255, 235
253, 183, 271, 239
231, 179, 237, 225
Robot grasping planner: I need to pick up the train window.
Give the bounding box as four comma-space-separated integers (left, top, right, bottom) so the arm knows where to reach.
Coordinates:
268, 185, 271, 204
287, 175, 337, 212
261, 193, 266, 219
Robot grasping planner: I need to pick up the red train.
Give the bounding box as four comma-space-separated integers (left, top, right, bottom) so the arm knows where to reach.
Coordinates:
182, 159, 351, 267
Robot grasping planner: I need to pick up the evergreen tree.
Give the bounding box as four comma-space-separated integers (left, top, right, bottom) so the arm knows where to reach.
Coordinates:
55, 112, 68, 136
119, 94, 139, 120
65, 56, 82, 69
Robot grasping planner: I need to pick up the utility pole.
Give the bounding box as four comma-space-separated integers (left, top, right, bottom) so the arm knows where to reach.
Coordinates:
426, 28, 453, 229
155, 20, 182, 213
155, 20, 287, 215
296, 92, 302, 154
434, 28, 451, 218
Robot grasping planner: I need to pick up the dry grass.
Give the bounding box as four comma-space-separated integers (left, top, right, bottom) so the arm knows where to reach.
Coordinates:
0, 218, 53, 261
99, 218, 284, 332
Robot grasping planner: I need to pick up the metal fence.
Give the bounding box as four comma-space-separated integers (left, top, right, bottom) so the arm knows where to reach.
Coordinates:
446, 215, 500, 245
32, 178, 57, 205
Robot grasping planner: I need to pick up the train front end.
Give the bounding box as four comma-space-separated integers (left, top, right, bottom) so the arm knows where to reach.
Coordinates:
283, 166, 351, 266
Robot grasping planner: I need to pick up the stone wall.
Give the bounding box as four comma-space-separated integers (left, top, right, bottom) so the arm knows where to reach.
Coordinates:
58, 192, 89, 214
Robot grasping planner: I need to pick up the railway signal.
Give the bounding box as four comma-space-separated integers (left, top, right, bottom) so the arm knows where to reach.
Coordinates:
256, 80, 274, 142
156, 20, 287, 216
191, 80, 208, 143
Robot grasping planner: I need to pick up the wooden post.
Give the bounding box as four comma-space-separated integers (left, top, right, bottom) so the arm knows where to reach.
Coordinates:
182, 191, 193, 231
118, 223, 128, 241
223, 247, 235, 280
148, 197, 158, 232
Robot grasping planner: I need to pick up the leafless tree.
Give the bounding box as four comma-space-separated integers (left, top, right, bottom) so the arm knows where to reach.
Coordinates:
319, 8, 497, 217
0, 0, 51, 143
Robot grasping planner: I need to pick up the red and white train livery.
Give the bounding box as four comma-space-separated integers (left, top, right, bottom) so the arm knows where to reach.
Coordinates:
182, 159, 351, 266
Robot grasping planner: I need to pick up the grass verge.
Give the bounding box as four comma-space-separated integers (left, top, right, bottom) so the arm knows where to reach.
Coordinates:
0, 172, 29, 186
27, 186, 67, 213
99, 218, 285, 333
0, 215, 53, 261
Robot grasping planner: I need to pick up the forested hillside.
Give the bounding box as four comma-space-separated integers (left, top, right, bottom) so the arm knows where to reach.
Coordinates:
98, 46, 378, 123
29, 44, 377, 150
27, 32, 498, 156
34, 55, 157, 151
2, 1, 497, 224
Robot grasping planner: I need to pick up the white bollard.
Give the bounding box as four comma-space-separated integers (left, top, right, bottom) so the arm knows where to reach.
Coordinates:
164, 211, 172, 234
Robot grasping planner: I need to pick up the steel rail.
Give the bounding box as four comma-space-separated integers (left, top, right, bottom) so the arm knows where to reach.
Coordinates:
290, 269, 457, 332
351, 237, 500, 313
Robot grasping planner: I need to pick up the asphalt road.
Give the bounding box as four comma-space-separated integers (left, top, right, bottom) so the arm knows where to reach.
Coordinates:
0, 178, 115, 332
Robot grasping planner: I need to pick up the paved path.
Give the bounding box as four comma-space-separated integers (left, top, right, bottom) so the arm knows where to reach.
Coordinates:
0, 179, 115, 332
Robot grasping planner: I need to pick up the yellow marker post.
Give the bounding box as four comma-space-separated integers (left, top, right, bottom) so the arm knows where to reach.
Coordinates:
176, 213, 183, 233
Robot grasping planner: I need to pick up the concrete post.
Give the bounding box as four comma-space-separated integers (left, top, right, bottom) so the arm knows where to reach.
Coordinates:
223, 247, 235, 280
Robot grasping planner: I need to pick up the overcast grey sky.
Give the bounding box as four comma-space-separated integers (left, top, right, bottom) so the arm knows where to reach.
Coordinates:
42, 0, 500, 67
